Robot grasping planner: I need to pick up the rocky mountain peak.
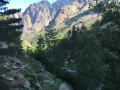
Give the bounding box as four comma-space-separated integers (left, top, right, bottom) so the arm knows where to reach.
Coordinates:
22, 0, 73, 39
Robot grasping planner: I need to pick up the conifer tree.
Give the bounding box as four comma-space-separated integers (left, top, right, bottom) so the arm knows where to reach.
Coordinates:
90, 0, 120, 89
45, 28, 56, 60
0, 0, 23, 42
37, 35, 44, 51
0, 0, 23, 55
76, 33, 106, 90
70, 26, 78, 61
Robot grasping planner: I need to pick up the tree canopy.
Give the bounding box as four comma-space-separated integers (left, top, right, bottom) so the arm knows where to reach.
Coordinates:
0, 0, 23, 42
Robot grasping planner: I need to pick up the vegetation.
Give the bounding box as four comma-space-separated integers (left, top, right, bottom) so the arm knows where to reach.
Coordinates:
90, 0, 120, 25
0, 0, 23, 55
1, 0, 120, 90
30, 0, 120, 90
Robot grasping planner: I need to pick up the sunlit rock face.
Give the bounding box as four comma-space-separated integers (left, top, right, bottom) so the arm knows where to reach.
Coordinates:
48, 0, 98, 29
22, 1, 55, 39
52, 0, 74, 11
21, 0, 119, 39
22, 0, 73, 39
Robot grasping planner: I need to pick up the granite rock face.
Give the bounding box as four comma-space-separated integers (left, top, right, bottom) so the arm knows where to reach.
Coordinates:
22, 0, 73, 39
21, 0, 120, 40
48, 0, 98, 29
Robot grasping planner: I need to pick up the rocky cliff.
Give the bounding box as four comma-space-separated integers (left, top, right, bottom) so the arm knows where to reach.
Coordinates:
47, 0, 98, 30
22, 0, 73, 39
21, 0, 120, 40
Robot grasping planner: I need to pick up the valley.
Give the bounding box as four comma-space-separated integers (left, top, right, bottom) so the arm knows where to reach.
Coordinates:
0, 0, 120, 90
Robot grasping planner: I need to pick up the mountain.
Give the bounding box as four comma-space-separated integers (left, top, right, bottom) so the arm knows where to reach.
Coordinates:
22, 1, 55, 39
22, 0, 73, 39
47, 0, 99, 31
52, 0, 74, 11
21, 0, 120, 40
12, 11, 23, 18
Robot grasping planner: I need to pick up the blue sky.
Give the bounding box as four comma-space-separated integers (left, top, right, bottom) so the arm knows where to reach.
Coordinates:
7, 0, 56, 12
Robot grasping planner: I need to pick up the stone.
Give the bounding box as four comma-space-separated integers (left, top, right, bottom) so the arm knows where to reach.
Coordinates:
0, 74, 6, 79
12, 65, 18, 70
6, 77, 14, 82
3, 62, 10, 68
59, 83, 73, 90
0, 42, 8, 49
3, 65, 8, 68
15, 59, 21, 65
101, 22, 113, 29
35, 82, 42, 89
24, 81, 30, 88
21, 64, 28, 69
14, 88, 19, 90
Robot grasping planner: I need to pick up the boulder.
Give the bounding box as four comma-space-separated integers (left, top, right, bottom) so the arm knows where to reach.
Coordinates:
100, 22, 113, 29
6, 77, 14, 82
12, 65, 18, 70
0, 42, 8, 49
59, 83, 73, 90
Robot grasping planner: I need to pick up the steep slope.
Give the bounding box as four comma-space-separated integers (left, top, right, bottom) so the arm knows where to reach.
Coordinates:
47, 0, 99, 30
22, 0, 73, 39
22, 1, 55, 39
0, 42, 62, 90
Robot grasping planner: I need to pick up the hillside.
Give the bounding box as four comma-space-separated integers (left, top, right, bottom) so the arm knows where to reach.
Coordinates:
33, 0, 120, 88
0, 42, 62, 90
0, 0, 74, 89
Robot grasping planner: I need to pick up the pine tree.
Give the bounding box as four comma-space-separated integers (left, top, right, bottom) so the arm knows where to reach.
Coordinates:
0, 0, 23, 55
45, 28, 56, 60
65, 26, 78, 63
0, 0, 23, 42
76, 33, 106, 90
89, 1, 120, 89
37, 35, 44, 51
70, 26, 78, 62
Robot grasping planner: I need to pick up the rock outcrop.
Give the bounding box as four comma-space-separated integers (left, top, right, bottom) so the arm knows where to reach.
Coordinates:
59, 83, 73, 90
47, 0, 98, 30
22, 0, 73, 39
0, 42, 8, 50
